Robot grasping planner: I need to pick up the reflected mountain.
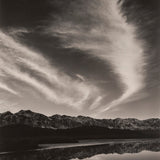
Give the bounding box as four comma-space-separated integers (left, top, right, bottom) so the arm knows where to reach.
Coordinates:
0, 139, 160, 160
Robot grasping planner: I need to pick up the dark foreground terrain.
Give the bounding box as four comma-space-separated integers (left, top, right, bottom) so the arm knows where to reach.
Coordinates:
0, 110, 160, 152
0, 124, 160, 152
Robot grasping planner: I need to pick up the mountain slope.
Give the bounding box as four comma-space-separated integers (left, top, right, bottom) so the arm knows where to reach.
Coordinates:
0, 110, 160, 130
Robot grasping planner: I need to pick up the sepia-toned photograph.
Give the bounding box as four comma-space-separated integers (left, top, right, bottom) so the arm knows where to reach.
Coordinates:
0, 0, 159, 159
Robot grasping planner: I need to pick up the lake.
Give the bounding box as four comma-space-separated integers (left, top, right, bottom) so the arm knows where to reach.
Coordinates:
0, 139, 159, 160
71, 151, 160, 160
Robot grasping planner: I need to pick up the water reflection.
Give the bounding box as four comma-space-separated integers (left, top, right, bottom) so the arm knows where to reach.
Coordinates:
0, 139, 160, 160
71, 151, 160, 160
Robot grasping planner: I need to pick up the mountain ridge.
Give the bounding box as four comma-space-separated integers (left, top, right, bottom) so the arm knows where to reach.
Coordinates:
0, 110, 160, 130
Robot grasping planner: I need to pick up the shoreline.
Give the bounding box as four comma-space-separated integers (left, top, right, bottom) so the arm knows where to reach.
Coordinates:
0, 138, 159, 155
38, 138, 160, 150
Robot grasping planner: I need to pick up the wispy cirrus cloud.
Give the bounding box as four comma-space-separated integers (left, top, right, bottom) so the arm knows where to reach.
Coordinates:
46, 0, 146, 112
0, 30, 100, 111
0, 82, 18, 95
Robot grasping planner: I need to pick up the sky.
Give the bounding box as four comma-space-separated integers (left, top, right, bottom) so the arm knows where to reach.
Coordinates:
0, 0, 159, 119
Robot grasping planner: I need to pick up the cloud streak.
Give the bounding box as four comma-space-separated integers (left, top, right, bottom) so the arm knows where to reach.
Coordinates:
0, 82, 18, 95
47, 0, 146, 112
0, 30, 100, 110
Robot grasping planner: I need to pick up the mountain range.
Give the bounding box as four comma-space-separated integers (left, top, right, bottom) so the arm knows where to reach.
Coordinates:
0, 110, 160, 130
